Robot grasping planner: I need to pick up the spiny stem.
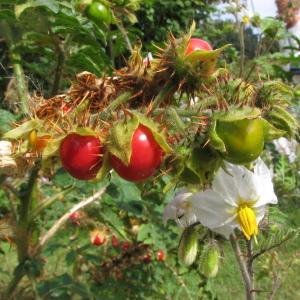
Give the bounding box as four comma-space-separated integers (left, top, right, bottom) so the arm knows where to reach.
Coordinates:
106, 92, 132, 111
230, 233, 255, 300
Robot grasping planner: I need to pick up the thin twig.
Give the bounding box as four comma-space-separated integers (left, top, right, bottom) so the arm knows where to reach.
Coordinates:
35, 187, 106, 253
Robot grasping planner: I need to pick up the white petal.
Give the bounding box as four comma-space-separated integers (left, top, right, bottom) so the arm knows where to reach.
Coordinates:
212, 222, 238, 239
253, 159, 277, 206
254, 205, 266, 224
190, 190, 236, 229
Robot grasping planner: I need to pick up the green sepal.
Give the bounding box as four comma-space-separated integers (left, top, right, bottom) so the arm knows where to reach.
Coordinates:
43, 136, 65, 159
184, 44, 231, 63
75, 127, 98, 136
261, 118, 286, 142
3, 119, 43, 140
107, 116, 139, 165
132, 112, 173, 154
209, 118, 226, 153
94, 152, 112, 182
265, 106, 298, 138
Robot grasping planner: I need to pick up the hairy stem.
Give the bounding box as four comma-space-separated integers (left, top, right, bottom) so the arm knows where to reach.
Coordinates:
106, 91, 133, 111
230, 233, 255, 300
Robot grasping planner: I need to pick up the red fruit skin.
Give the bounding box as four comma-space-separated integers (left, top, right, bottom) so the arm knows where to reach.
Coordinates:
185, 38, 213, 56
110, 125, 164, 182
122, 241, 131, 252
111, 235, 119, 248
60, 133, 103, 180
93, 234, 106, 246
143, 253, 152, 264
156, 250, 165, 261
69, 212, 81, 226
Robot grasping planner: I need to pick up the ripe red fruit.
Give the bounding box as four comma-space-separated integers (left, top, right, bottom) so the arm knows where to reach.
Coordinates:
111, 235, 119, 248
185, 38, 213, 56
92, 233, 106, 246
156, 250, 165, 261
69, 211, 81, 226
110, 125, 164, 182
60, 133, 103, 180
122, 241, 131, 252
143, 253, 152, 264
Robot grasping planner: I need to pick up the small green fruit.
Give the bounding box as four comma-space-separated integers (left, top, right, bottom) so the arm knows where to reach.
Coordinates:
86, 1, 113, 25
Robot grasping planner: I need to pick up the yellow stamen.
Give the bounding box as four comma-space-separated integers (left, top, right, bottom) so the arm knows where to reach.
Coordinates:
237, 203, 258, 240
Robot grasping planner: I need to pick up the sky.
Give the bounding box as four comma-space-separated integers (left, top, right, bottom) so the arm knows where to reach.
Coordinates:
247, 0, 277, 17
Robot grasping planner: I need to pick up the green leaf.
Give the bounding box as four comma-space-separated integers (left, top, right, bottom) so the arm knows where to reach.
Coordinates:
43, 136, 65, 159
3, 119, 42, 139
0, 109, 17, 135
15, 0, 60, 18
107, 116, 139, 165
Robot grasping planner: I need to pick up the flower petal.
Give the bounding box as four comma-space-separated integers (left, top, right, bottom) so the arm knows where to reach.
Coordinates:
253, 158, 277, 206
190, 190, 237, 229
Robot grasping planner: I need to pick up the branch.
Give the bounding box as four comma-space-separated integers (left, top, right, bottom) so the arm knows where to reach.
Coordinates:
35, 187, 106, 253
230, 233, 255, 300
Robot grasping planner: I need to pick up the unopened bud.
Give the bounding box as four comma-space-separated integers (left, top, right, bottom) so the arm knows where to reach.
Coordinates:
178, 226, 198, 266
199, 241, 220, 278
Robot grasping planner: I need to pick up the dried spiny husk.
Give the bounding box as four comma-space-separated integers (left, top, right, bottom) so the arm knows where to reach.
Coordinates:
0, 141, 17, 176
199, 241, 220, 278
115, 45, 158, 107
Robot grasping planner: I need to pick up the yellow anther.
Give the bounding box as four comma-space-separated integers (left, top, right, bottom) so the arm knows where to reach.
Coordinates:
237, 203, 258, 240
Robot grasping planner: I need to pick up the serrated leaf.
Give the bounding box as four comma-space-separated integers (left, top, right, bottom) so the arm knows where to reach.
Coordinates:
3, 119, 42, 139
108, 116, 139, 165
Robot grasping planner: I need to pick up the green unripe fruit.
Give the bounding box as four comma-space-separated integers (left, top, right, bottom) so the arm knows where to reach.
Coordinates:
216, 118, 264, 164
86, 1, 112, 25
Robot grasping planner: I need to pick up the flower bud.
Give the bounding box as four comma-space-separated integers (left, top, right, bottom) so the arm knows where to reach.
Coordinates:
199, 241, 220, 278
178, 226, 198, 266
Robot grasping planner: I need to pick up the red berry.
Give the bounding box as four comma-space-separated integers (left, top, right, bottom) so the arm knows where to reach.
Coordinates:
62, 102, 72, 114
110, 125, 164, 182
156, 250, 165, 261
185, 38, 213, 56
122, 241, 131, 252
92, 233, 106, 246
143, 253, 152, 264
69, 212, 81, 226
60, 133, 103, 180
111, 235, 119, 248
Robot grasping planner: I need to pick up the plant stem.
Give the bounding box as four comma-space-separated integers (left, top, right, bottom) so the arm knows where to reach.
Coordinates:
230, 233, 255, 300
116, 21, 133, 53
1, 265, 25, 300
1, 21, 29, 115
239, 22, 245, 77
35, 187, 106, 253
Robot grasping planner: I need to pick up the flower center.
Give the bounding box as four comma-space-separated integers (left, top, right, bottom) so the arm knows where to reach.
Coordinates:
237, 203, 258, 240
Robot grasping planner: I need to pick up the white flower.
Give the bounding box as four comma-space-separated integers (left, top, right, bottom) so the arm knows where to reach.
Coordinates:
273, 137, 298, 163
189, 158, 277, 240
163, 189, 200, 228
